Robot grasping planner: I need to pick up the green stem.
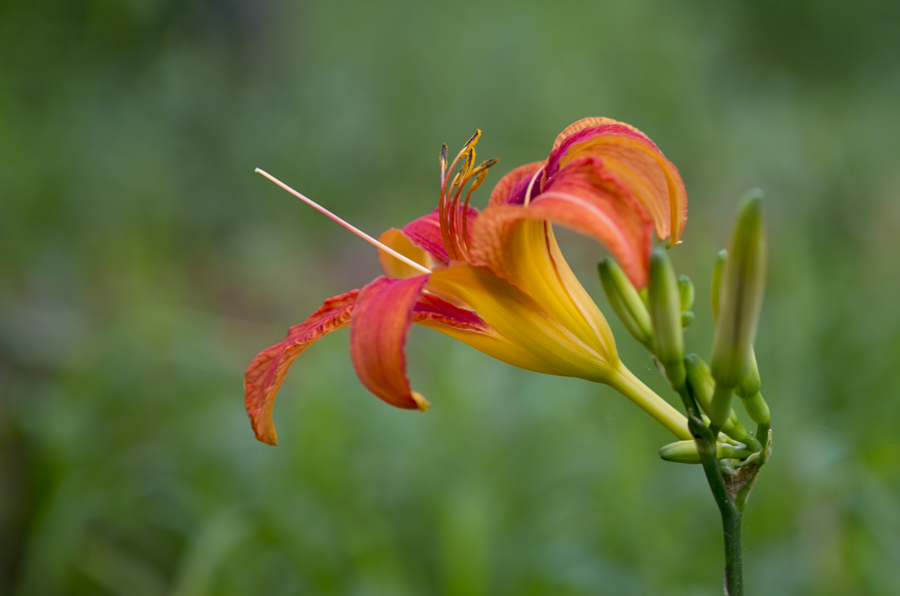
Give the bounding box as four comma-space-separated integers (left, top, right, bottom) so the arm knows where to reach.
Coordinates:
607, 364, 692, 441
674, 382, 743, 596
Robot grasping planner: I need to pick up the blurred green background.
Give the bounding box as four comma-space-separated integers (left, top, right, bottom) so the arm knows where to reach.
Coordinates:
2, 0, 900, 594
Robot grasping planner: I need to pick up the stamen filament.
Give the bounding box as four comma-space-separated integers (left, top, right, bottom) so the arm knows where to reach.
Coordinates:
523, 167, 543, 207
255, 168, 432, 275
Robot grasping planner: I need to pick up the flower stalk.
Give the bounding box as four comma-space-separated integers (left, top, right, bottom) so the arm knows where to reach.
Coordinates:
598, 190, 771, 595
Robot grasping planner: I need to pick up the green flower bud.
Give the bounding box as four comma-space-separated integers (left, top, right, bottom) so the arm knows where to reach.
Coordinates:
740, 391, 770, 425
659, 440, 752, 464
736, 348, 761, 398
677, 274, 695, 312
734, 349, 769, 424
598, 258, 653, 345
716, 256, 771, 428
711, 191, 767, 389
711, 249, 727, 322
648, 249, 685, 386
681, 311, 695, 328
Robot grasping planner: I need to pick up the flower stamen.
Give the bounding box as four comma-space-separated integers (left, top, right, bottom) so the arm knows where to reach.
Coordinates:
437, 131, 497, 261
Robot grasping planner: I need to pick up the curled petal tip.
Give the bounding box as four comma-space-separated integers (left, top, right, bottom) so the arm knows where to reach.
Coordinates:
413, 391, 431, 412
256, 428, 278, 446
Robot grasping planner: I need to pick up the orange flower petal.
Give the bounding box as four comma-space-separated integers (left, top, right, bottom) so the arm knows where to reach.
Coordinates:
381, 207, 480, 268
350, 276, 432, 411
244, 290, 359, 445
414, 289, 562, 376
377, 228, 434, 278
534, 155, 653, 287
551, 117, 643, 149
427, 264, 615, 380
546, 118, 688, 245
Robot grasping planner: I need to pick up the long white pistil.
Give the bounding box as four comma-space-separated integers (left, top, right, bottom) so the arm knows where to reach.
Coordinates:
255, 168, 432, 275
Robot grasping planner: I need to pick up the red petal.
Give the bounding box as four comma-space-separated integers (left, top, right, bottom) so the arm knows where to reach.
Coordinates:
546, 118, 688, 245
488, 162, 545, 207
395, 207, 480, 266
398, 209, 450, 265
350, 276, 432, 411
244, 290, 359, 445
474, 156, 654, 288
413, 292, 489, 331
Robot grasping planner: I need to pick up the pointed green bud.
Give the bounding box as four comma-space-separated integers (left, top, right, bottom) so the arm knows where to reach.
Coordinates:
711, 249, 727, 322
659, 440, 752, 464
711, 191, 767, 390
681, 311, 695, 328
719, 266, 770, 427
685, 354, 715, 413
598, 258, 653, 345
648, 249, 685, 386
677, 274, 694, 312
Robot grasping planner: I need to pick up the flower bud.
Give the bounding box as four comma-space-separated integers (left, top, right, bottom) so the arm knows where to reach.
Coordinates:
736, 357, 770, 425
713, 252, 771, 429
711, 191, 767, 390
711, 249, 727, 322
736, 348, 761, 398
684, 354, 755, 446
648, 249, 685, 386
681, 311, 695, 328
659, 439, 751, 464
598, 258, 653, 345
678, 274, 695, 312
740, 391, 770, 425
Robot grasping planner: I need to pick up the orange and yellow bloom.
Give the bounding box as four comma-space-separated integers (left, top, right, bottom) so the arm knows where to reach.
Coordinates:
245, 118, 691, 445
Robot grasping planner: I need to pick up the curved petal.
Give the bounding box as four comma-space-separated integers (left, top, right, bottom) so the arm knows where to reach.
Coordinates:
488, 162, 544, 207
383, 207, 480, 268
551, 117, 637, 149
377, 228, 434, 278
414, 293, 561, 376
468, 205, 620, 358
244, 290, 359, 445
546, 118, 688, 245
427, 264, 617, 381
525, 155, 654, 287
396, 209, 450, 265
350, 276, 432, 411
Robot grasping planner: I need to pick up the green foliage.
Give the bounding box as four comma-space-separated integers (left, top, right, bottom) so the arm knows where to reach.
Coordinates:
2, 0, 900, 594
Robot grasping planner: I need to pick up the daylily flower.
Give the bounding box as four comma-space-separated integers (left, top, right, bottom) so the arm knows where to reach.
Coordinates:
245, 118, 690, 445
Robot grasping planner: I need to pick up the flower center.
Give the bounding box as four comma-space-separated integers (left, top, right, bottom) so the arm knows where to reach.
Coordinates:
438, 131, 498, 262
